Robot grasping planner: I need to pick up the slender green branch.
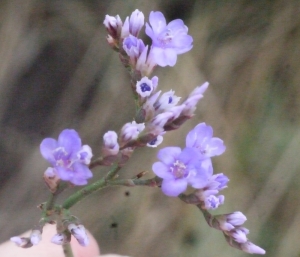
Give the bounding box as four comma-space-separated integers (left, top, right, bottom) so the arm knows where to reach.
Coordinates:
62, 164, 120, 209
89, 157, 104, 169
62, 177, 107, 209
62, 242, 74, 257
107, 176, 162, 187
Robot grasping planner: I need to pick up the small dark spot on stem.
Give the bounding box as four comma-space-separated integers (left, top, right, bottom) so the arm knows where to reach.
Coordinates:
110, 222, 118, 228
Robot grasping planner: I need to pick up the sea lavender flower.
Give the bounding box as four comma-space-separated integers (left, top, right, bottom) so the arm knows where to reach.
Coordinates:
152, 147, 210, 196
40, 129, 93, 186
136, 76, 158, 98
186, 122, 226, 159
146, 11, 193, 66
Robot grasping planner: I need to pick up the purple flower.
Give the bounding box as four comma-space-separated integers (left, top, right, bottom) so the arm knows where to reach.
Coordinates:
136, 76, 158, 98
40, 129, 93, 186
146, 11, 193, 66
186, 122, 226, 159
152, 147, 210, 197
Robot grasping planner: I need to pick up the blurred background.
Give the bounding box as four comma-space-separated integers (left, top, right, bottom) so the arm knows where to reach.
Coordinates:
0, 0, 299, 256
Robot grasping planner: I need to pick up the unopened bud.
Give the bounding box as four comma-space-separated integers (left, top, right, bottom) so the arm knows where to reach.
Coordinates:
241, 241, 266, 255
30, 230, 42, 245
51, 233, 69, 245
43, 167, 60, 193
68, 224, 89, 246
10, 236, 32, 248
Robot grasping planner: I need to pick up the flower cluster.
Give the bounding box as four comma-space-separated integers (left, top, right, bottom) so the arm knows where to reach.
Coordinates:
10, 9, 265, 256
102, 9, 207, 165
152, 122, 227, 201
104, 9, 193, 75
208, 212, 265, 254
11, 223, 89, 248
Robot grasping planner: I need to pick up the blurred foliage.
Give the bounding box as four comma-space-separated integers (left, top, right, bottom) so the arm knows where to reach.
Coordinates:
0, 0, 300, 256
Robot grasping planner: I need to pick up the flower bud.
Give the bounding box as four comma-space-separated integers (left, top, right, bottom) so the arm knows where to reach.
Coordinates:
30, 230, 42, 245
103, 14, 122, 39
216, 211, 247, 231
102, 131, 119, 157
229, 227, 249, 243
68, 224, 89, 246
128, 9, 144, 37
240, 241, 266, 254
43, 167, 60, 193
10, 236, 32, 248
120, 121, 145, 145
51, 233, 69, 245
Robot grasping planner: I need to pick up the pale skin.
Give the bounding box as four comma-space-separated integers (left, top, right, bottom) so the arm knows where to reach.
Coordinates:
0, 225, 129, 257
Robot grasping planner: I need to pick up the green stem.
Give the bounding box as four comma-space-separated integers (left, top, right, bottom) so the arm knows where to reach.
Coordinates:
62, 243, 74, 257
89, 157, 104, 169
62, 177, 107, 209
107, 176, 162, 187
62, 164, 120, 209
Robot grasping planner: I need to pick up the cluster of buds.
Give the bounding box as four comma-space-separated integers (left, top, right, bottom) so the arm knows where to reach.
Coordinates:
11, 222, 89, 248
204, 211, 266, 254
51, 224, 89, 247
10, 228, 42, 248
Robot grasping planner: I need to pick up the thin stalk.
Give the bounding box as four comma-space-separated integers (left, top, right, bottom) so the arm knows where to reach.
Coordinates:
62, 243, 74, 257
62, 164, 120, 209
